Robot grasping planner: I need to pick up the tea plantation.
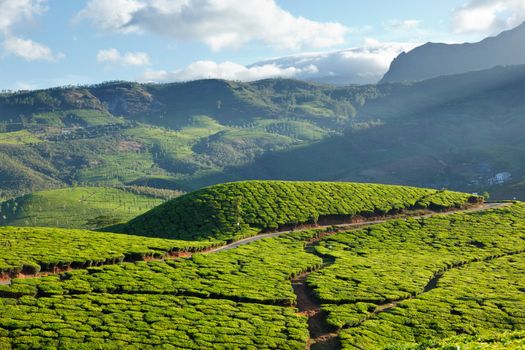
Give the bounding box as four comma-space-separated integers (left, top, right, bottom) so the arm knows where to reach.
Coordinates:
307, 203, 525, 349
0, 226, 215, 277
1, 229, 323, 304
1, 181, 523, 349
111, 181, 476, 241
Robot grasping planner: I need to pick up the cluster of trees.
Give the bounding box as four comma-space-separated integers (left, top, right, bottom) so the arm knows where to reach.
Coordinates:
118, 181, 476, 241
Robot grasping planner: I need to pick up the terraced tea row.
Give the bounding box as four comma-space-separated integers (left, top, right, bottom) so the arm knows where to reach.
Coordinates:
394, 331, 525, 349
0, 294, 308, 350
1, 230, 323, 305
304, 203, 525, 349
111, 181, 478, 241
0, 227, 216, 278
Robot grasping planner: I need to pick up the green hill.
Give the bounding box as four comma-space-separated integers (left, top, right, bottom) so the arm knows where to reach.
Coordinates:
110, 181, 478, 241
0, 79, 365, 197
0, 186, 181, 229
204, 65, 525, 199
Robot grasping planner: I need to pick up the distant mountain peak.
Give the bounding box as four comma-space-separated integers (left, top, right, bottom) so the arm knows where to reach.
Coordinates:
380, 23, 525, 83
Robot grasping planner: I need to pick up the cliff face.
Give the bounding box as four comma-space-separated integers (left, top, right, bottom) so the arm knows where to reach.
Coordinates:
380, 22, 525, 83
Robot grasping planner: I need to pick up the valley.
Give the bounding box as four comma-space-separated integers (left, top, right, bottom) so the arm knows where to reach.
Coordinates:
3, 63, 525, 201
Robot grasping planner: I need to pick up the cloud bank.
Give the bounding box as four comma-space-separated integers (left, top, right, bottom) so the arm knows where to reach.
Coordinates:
140, 40, 418, 85
78, 0, 348, 51
452, 0, 525, 34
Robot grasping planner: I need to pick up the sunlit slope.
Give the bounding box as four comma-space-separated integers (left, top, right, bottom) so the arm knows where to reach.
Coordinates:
0, 187, 180, 229
111, 180, 478, 241
0, 226, 215, 277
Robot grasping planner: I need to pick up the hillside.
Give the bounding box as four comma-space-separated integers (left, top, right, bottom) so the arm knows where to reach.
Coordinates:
110, 181, 478, 241
0, 186, 180, 229
2, 64, 525, 199
0, 79, 366, 198
381, 22, 525, 83
209, 65, 525, 199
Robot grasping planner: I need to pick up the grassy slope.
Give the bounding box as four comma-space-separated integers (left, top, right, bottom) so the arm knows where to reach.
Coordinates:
0, 187, 173, 229
0, 200, 522, 349
110, 180, 477, 241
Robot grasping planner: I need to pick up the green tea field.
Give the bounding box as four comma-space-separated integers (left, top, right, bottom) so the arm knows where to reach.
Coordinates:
2, 181, 523, 349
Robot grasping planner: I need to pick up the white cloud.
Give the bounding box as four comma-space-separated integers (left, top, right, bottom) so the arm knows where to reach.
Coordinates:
3, 36, 63, 62
0, 0, 46, 34
77, 0, 348, 51
249, 39, 419, 84
0, 0, 63, 62
13, 81, 39, 91
140, 40, 418, 85
97, 48, 150, 66
452, 0, 525, 34
141, 61, 318, 82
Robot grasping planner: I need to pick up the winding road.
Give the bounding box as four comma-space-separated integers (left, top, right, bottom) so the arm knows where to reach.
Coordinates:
207, 202, 509, 253
0, 202, 510, 286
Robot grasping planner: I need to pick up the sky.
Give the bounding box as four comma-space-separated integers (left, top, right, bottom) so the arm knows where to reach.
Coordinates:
1, 0, 524, 90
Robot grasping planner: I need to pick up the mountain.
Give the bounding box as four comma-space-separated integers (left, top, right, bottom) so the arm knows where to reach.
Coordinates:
380, 22, 525, 83
193, 64, 525, 199
2, 63, 525, 200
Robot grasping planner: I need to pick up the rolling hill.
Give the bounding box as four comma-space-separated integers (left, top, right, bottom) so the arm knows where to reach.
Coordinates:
2, 62, 525, 200
109, 181, 477, 241
0, 79, 365, 198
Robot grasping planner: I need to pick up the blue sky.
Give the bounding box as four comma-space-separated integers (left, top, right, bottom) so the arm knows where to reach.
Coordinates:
1, 0, 523, 90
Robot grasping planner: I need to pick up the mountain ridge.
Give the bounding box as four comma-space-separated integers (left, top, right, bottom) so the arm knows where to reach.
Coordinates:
380, 22, 525, 83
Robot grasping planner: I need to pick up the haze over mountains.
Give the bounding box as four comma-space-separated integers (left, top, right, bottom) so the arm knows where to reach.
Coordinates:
381, 22, 525, 83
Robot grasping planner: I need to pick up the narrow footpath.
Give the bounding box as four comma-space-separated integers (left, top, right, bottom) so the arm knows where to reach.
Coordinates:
286, 202, 516, 350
